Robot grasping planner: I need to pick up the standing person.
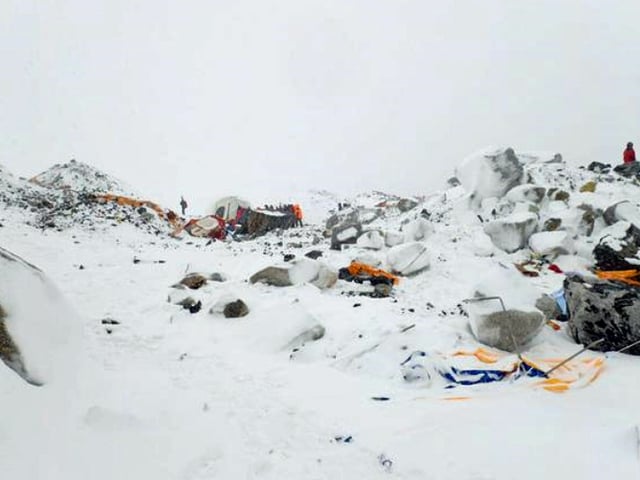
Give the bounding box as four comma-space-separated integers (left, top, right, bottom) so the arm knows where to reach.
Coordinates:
180, 196, 188, 216
623, 142, 636, 164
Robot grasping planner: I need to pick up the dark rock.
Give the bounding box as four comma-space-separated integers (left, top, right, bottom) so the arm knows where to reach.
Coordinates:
283, 254, 296, 262
397, 198, 419, 213
305, 250, 323, 260
535, 295, 562, 321
331, 223, 362, 250
0, 303, 30, 384
209, 273, 226, 282
565, 274, 640, 354
223, 299, 249, 318
177, 297, 198, 309
178, 273, 208, 290
614, 162, 640, 178
587, 161, 611, 174
543, 218, 562, 232
188, 301, 202, 314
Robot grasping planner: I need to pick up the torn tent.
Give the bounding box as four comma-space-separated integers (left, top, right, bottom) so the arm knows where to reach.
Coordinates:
401, 348, 604, 393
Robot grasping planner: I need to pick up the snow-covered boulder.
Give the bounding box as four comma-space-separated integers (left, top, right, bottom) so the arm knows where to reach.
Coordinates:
566, 274, 640, 354
250, 259, 337, 290
387, 242, 430, 276
0, 247, 80, 386
356, 230, 385, 250
505, 184, 546, 204
529, 231, 574, 256
472, 231, 496, 257
402, 218, 434, 243
384, 231, 405, 248
483, 212, 538, 253
467, 268, 545, 352
397, 198, 419, 212
250, 266, 293, 287
457, 148, 525, 206
331, 223, 362, 250
604, 201, 640, 229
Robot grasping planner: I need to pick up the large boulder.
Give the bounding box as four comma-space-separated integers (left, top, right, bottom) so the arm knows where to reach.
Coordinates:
223, 299, 250, 318
483, 212, 538, 253
384, 231, 405, 248
469, 309, 545, 352
604, 201, 640, 229
402, 218, 434, 243
249, 266, 293, 287
505, 184, 546, 204
356, 230, 385, 250
0, 247, 80, 385
528, 231, 574, 257
565, 274, 640, 354
457, 147, 525, 207
331, 223, 362, 250
467, 267, 545, 351
387, 242, 430, 276
593, 222, 640, 269
613, 161, 640, 178
250, 259, 337, 290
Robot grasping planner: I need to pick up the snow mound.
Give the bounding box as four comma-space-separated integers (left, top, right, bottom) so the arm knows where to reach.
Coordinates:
30, 159, 135, 196
0, 246, 81, 385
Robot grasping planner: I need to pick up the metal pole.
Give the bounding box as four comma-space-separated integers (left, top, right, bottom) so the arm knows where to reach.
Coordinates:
616, 338, 640, 354
544, 338, 605, 377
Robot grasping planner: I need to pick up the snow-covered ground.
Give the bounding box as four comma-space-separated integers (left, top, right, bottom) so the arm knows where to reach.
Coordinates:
2, 152, 640, 479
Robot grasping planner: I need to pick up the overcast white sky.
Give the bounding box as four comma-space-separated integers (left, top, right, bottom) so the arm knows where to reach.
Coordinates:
2, 1, 639, 210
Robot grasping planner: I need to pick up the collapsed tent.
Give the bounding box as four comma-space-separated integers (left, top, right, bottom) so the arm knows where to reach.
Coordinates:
401, 348, 604, 393
212, 196, 251, 221
178, 215, 227, 239
95, 194, 181, 228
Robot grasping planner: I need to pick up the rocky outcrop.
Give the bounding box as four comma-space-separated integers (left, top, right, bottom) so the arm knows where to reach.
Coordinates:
565, 274, 640, 354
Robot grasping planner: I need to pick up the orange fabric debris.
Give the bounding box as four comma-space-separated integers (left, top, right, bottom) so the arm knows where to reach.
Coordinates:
595, 269, 640, 287
347, 262, 400, 285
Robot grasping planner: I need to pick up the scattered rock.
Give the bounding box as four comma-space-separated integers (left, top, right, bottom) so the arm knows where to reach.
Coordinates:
397, 198, 419, 212
283, 253, 296, 262
543, 218, 562, 232
331, 223, 363, 250
209, 273, 226, 282
223, 299, 249, 318
305, 250, 323, 260
250, 266, 293, 287
505, 184, 546, 204
587, 161, 611, 174
579, 181, 597, 193
176, 297, 197, 308
178, 273, 208, 290
535, 294, 563, 321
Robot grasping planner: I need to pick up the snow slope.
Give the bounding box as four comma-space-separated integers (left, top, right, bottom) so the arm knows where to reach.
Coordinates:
2, 153, 640, 479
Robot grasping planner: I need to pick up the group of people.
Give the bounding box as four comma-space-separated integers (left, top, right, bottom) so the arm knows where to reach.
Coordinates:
261, 203, 303, 226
